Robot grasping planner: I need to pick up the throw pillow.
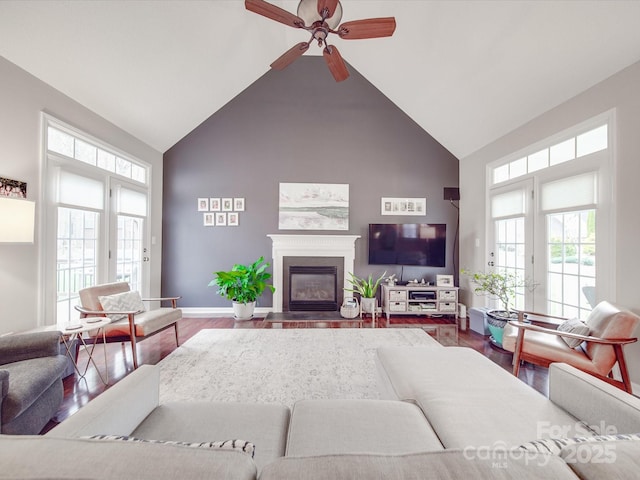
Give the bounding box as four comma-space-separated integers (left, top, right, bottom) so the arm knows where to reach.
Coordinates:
517, 433, 640, 456
98, 291, 146, 322
557, 318, 590, 348
82, 434, 255, 458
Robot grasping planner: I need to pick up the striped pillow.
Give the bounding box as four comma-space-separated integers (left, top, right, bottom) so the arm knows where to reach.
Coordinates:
517, 433, 640, 455
83, 434, 255, 458
557, 318, 590, 348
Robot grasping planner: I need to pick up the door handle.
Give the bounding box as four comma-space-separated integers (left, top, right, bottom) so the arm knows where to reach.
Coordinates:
488, 261, 494, 267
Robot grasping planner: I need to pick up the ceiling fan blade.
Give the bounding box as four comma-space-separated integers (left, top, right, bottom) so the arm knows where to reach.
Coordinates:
270, 42, 310, 70
245, 0, 304, 28
317, 0, 340, 18
323, 45, 349, 82
338, 17, 396, 39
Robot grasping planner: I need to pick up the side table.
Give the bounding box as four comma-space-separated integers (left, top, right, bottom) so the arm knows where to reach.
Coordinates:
61, 318, 111, 384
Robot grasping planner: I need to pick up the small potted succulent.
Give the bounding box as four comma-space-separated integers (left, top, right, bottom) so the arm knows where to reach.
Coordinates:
344, 271, 386, 314
209, 256, 275, 320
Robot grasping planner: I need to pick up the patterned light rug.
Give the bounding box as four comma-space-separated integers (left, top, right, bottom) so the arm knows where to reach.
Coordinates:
158, 328, 438, 407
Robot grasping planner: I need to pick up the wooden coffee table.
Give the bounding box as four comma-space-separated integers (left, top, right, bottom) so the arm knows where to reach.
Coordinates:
264, 311, 365, 328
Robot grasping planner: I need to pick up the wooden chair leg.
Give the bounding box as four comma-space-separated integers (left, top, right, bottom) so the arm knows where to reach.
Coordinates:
614, 344, 633, 394
512, 328, 525, 377
130, 335, 138, 369
174, 323, 180, 347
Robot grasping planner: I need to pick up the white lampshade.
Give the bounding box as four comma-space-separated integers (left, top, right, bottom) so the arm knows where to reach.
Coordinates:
0, 197, 36, 243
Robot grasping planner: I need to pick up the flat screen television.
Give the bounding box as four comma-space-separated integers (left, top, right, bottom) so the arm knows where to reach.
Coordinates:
368, 223, 446, 267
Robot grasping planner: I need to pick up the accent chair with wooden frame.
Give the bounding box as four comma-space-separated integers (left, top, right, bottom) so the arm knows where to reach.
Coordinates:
75, 282, 182, 369
502, 301, 639, 394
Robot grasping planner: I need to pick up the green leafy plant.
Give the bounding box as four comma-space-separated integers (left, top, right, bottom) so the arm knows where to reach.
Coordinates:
461, 269, 523, 314
209, 256, 275, 305
344, 271, 386, 299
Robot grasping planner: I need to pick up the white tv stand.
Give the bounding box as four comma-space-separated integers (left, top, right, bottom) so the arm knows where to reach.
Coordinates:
381, 284, 458, 320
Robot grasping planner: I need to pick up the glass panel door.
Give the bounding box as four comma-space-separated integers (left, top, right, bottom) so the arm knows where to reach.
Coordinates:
116, 215, 144, 293
546, 210, 596, 318
56, 207, 99, 323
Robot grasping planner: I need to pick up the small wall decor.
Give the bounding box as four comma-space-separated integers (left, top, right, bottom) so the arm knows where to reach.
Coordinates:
0, 177, 27, 198
197, 196, 246, 228
279, 182, 349, 230
197, 198, 209, 211
215, 212, 227, 226
381, 197, 426, 216
436, 274, 454, 287
203, 213, 215, 226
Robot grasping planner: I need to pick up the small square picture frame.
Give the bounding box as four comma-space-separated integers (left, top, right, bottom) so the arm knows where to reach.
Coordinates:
234, 198, 245, 211
197, 198, 209, 212
436, 274, 454, 287
210, 198, 221, 211
215, 212, 227, 226
222, 198, 233, 212
228, 212, 239, 226
203, 213, 215, 226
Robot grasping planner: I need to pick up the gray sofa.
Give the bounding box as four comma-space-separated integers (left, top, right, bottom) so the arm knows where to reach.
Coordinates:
1, 343, 640, 479
0, 331, 68, 434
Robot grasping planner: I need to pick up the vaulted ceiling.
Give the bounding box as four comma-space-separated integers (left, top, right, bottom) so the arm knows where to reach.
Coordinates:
1, 1, 640, 159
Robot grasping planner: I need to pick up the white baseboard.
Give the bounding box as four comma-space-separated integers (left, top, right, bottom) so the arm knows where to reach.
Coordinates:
180, 307, 273, 318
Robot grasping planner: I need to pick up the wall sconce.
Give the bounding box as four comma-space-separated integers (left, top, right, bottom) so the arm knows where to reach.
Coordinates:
0, 197, 36, 243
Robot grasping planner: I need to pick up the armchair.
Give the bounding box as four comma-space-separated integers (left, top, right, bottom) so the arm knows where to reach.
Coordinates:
503, 301, 639, 393
0, 331, 68, 434
75, 282, 182, 369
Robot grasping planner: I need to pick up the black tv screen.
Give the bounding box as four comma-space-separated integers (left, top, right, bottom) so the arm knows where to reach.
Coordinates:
368, 224, 446, 267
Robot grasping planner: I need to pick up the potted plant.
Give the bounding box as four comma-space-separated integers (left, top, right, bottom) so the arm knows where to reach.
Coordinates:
209, 256, 275, 320
344, 271, 386, 314
461, 269, 524, 348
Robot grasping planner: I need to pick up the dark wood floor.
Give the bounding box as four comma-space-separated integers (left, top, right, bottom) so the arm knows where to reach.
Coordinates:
46, 315, 549, 433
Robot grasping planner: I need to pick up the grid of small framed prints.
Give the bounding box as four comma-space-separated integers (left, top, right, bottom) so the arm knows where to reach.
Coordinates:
198, 197, 245, 227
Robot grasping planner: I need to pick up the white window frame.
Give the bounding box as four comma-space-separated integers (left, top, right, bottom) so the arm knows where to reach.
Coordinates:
39, 113, 152, 326
486, 110, 616, 313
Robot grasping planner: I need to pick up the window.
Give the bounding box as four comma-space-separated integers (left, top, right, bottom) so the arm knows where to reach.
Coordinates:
491, 124, 608, 185
487, 112, 614, 315
42, 115, 150, 327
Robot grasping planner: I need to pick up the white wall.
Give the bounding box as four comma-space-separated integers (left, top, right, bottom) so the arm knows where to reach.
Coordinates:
460, 60, 640, 385
0, 56, 163, 335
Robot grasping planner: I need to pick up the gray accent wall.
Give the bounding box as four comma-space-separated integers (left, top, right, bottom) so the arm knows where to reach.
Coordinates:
162, 57, 459, 308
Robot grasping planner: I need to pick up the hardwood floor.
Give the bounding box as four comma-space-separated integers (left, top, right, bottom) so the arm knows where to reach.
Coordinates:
45, 316, 549, 433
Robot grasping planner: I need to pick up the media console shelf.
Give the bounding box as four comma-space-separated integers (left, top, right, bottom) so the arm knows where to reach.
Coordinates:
381, 284, 458, 320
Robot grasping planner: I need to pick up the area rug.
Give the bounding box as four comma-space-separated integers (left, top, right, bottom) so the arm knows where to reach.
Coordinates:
158, 328, 437, 407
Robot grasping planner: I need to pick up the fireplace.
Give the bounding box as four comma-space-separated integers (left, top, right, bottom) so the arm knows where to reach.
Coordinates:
268, 234, 360, 313
288, 266, 338, 311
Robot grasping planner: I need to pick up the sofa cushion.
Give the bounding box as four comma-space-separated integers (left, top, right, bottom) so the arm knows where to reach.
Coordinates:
100, 307, 182, 338
0, 435, 257, 480
285, 399, 443, 457
1, 355, 68, 423
84, 434, 255, 457
259, 450, 577, 480
376, 347, 582, 449
557, 318, 590, 348
98, 290, 146, 321
131, 401, 289, 473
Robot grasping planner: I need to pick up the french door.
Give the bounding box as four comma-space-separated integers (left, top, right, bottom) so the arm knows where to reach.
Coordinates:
488, 180, 534, 312
43, 115, 150, 327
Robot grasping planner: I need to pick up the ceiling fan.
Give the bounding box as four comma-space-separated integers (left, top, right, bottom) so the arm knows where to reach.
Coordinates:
245, 0, 396, 82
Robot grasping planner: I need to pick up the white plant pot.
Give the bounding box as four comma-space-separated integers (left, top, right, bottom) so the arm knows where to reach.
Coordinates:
233, 301, 256, 321
360, 297, 376, 314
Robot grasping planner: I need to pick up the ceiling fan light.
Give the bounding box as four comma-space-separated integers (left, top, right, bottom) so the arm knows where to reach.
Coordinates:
297, 0, 343, 30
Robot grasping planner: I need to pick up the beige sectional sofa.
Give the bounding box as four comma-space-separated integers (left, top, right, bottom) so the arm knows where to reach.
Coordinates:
1, 342, 640, 479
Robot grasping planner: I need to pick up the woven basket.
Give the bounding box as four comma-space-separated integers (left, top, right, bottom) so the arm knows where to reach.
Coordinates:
340, 299, 360, 319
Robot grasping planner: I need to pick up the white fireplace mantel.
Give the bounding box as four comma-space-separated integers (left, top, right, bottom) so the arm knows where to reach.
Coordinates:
268, 234, 361, 312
